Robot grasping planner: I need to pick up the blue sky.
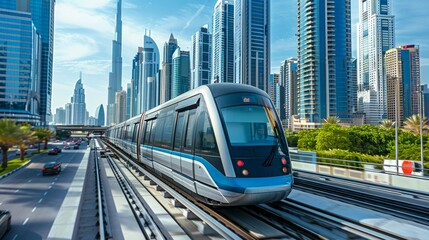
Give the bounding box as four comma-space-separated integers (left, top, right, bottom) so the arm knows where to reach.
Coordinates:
52, 0, 429, 117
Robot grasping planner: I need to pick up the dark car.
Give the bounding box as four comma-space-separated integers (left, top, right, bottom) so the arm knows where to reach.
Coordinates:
53, 147, 62, 153
48, 148, 58, 155
63, 145, 71, 150
42, 162, 61, 175
73, 145, 79, 149
0, 210, 11, 238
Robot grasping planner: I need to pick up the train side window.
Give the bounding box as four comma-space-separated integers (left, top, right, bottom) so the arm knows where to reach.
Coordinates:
195, 111, 219, 156
143, 121, 152, 145
153, 118, 165, 147
183, 109, 197, 153
132, 123, 139, 143
173, 111, 186, 151
161, 116, 174, 148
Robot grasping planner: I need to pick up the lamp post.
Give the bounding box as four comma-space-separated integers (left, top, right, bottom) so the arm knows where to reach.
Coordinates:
419, 90, 424, 173
393, 76, 399, 174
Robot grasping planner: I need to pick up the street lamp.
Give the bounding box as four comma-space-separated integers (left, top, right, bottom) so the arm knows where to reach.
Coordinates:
393, 75, 399, 174
419, 89, 424, 173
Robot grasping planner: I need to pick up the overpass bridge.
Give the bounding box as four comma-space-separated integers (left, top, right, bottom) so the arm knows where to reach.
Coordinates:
54, 125, 108, 136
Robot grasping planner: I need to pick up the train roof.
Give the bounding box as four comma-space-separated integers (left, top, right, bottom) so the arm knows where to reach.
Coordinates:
205, 83, 269, 98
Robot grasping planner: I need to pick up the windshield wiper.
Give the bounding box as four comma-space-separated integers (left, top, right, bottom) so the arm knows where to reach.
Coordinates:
263, 138, 278, 167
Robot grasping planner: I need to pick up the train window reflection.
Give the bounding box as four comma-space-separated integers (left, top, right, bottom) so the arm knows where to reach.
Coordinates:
221, 105, 277, 146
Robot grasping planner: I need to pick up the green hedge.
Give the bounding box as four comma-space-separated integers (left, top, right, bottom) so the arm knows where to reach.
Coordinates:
315, 149, 385, 169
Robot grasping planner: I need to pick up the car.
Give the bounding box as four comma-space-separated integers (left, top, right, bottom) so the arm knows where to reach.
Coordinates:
53, 147, 62, 153
63, 145, 71, 150
48, 148, 58, 155
0, 210, 11, 238
15, 150, 27, 155
73, 145, 79, 149
42, 162, 61, 175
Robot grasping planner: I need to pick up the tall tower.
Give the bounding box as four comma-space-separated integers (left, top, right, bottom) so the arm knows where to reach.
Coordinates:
280, 58, 298, 129
172, 48, 190, 98
191, 25, 212, 89
297, 0, 352, 126
160, 34, 178, 103
107, 0, 122, 126
137, 34, 159, 113
212, 0, 234, 83
385, 45, 420, 124
71, 73, 86, 125
95, 104, 105, 126
357, 0, 395, 124
234, 0, 270, 92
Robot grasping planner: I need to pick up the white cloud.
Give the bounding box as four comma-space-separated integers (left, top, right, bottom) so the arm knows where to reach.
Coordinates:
54, 33, 100, 61
183, 4, 206, 30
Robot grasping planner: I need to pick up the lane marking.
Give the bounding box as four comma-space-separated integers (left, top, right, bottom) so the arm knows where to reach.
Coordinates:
12, 235, 18, 240
38, 198, 43, 203
28, 179, 32, 183
22, 217, 29, 225
15, 189, 19, 193
32, 207, 37, 212
0, 202, 2, 206
51, 182, 55, 185
48, 186, 52, 189
44, 192, 48, 195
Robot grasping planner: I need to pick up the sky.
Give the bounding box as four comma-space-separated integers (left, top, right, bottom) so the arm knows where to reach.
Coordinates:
52, 0, 429, 118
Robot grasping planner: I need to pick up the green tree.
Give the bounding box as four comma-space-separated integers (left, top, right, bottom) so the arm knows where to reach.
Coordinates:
380, 119, 395, 129
56, 130, 71, 140
285, 132, 298, 147
403, 114, 429, 134
297, 129, 320, 150
34, 128, 53, 150
16, 125, 37, 160
316, 124, 351, 151
0, 120, 20, 169
323, 116, 340, 125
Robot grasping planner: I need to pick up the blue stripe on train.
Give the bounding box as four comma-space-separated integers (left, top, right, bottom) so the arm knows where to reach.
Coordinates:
141, 145, 293, 194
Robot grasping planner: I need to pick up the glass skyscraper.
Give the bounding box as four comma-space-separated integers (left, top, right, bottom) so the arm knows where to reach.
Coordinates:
234, 0, 270, 91
212, 0, 234, 83
357, 0, 395, 125
297, 0, 353, 125
95, 104, 105, 126
172, 48, 190, 98
191, 25, 212, 89
281, 58, 298, 129
160, 34, 178, 104
138, 34, 159, 113
0, 8, 42, 124
71, 75, 86, 125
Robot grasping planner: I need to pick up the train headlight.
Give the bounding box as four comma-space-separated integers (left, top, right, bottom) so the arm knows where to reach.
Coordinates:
242, 169, 249, 176
282, 157, 287, 165
237, 160, 244, 167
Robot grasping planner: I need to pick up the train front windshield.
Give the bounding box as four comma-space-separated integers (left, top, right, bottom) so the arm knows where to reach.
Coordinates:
216, 93, 289, 177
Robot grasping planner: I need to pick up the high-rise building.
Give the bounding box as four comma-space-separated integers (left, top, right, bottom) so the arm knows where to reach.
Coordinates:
0, 7, 42, 124
357, 0, 395, 125
172, 48, 190, 98
65, 103, 72, 125
234, 0, 270, 91
130, 47, 143, 117
107, 0, 122, 126
269, 74, 284, 121
280, 58, 298, 129
160, 34, 178, 103
351, 58, 358, 113
87, 116, 96, 126
297, 0, 353, 127
421, 85, 429, 119
191, 25, 212, 89
212, 0, 234, 83
71, 75, 86, 125
137, 34, 160, 113
115, 91, 126, 124
126, 83, 131, 120
95, 104, 105, 126
385, 45, 420, 124
55, 107, 65, 125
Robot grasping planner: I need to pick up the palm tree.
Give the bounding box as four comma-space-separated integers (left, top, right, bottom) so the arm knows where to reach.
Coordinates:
16, 125, 37, 160
380, 119, 395, 129
403, 114, 429, 134
323, 116, 340, 125
0, 119, 20, 169
34, 128, 53, 151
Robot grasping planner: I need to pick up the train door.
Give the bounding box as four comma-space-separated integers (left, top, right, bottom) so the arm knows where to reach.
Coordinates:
181, 109, 197, 180
141, 120, 154, 168
171, 111, 186, 172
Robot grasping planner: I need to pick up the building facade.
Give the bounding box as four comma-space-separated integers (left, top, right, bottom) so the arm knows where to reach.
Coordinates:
71, 76, 86, 125
160, 34, 178, 103
55, 107, 65, 125
297, 0, 353, 127
115, 90, 126, 124
95, 104, 105, 126
357, 0, 395, 125
107, 0, 122, 126
172, 48, 190, 98
130, 47, 142, 117
191, 25, 212, 89
64, 103, 72, 125
0, 6, 42, 125
280, 58, 298, 129
385, 45, 420, 124
234, 0, 270, 91
212, 0, 234, 84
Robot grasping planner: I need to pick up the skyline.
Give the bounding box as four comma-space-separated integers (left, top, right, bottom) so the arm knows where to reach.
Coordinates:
52, 0, 429, 117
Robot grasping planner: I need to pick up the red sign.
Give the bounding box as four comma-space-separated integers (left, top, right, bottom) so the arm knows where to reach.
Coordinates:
401, 160, 413, 175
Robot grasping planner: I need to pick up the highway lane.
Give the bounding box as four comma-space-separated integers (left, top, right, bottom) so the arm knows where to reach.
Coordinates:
0, 143, 88, 240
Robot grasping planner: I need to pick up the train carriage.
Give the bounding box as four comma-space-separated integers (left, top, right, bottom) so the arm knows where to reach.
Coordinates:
106, 83, 293, 205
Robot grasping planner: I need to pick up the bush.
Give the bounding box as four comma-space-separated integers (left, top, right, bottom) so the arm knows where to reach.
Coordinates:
286, 133, 298, 147
316, 149, 385, 169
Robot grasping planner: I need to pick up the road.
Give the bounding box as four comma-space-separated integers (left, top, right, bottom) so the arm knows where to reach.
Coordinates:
0, 142, 88, 240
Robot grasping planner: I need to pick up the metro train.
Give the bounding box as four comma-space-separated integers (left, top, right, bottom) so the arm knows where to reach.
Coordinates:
104, 83, 293, 206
